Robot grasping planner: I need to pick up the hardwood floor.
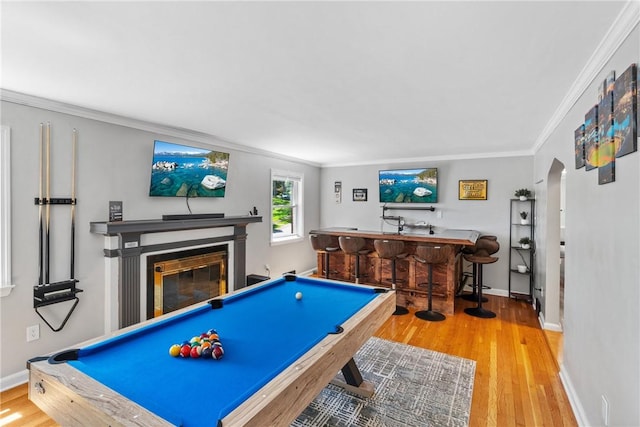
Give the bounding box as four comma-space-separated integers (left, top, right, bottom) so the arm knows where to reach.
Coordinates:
1, 295, 575, 426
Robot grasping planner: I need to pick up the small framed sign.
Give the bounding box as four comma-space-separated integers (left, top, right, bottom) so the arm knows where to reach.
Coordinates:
352, 188, 368, 202
458, 180, 488, 200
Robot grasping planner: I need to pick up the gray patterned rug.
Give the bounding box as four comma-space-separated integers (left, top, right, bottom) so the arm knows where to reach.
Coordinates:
292, 337, 475, 427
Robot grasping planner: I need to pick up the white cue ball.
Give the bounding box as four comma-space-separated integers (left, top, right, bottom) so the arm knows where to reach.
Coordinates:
295, 291, 303, 300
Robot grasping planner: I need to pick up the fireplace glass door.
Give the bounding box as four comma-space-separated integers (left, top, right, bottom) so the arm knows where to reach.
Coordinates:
152, 251, 226, 317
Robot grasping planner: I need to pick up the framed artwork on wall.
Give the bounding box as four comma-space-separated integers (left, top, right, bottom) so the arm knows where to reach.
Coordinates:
584, 104, 599, 171
613, 63, 637, 158
352, 188, 367, 201
458, 180, 487, 200
575, 124, 585, 169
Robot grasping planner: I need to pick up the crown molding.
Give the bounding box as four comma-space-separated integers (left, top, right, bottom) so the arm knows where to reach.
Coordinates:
0, 89, 322, 168
533, 0, 640, 153
322, 149, 534, 168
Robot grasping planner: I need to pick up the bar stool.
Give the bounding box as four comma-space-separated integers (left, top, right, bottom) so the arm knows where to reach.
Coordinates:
309, 234, 340, 280
338, 236, 369, 284
374, 239, 409, 315
463, 240, 499, 318
461, 235, 498, 302
414, 244, 454, 322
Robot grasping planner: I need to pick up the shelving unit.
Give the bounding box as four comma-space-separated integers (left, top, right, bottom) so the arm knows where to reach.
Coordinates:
508, 198, 535, 301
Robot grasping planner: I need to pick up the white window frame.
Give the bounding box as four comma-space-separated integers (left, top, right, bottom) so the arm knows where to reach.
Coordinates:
1, 126, 14, 297
270, 169, 304, 246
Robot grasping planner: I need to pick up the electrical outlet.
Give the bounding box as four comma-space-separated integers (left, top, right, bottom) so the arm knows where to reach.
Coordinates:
437, 210, 443, 219
27, 324, 40, 342
601, 395, 609, 426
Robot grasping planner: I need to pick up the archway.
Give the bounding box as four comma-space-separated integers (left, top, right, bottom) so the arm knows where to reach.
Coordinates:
543, 158, 564, 330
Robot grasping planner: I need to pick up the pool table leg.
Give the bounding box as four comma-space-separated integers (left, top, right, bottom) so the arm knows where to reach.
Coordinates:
329, 357, 375, 398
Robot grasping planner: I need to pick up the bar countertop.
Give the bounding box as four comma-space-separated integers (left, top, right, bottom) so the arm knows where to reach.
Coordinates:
309, 227, 479, 246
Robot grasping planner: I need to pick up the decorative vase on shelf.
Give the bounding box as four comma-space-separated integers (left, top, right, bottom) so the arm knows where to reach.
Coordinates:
519, 211, 529, 225
521, 243, 530, 249
517, 265, 528, 273
519, 196, 527, 201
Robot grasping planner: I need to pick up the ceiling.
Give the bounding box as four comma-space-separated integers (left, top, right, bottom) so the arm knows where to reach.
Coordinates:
1, 1, 628, 167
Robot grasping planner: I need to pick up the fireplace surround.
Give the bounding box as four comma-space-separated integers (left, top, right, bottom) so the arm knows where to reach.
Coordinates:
90, 215, 261, 330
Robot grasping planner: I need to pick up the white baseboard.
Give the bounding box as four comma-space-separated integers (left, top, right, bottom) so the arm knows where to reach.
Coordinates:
559, 365, 590, 426
0, 369, 28, 392
538, 311, 563, 332
460, 285, 509, 298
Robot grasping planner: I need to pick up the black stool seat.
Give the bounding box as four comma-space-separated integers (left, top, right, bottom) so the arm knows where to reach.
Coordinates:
414, 244, 454, 322
374, 239, 408, 316
339, 236, 369, 284
463, 253, 498, 319
461, 235, 499, 302
310, 234, 340, 279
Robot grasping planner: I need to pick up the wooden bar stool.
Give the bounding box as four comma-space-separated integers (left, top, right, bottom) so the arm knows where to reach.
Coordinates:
374, 239, 408, 316
463, 239, 499, 318
338, 236, 369, 284
414, 244, 454, 322
309, 234, 340, 280
461, 235, 498, 302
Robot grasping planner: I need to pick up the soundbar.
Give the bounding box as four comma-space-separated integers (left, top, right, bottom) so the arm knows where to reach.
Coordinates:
162, 213, 224, 221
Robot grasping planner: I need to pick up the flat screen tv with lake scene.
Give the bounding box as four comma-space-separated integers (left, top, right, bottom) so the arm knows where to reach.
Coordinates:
149, 140, 229, 197
379, 168, 438, 203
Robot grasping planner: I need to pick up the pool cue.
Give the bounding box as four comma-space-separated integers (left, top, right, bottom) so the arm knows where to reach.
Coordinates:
70, 129, 77, 280
38, 123, 44, 286
45, 122, 51, 284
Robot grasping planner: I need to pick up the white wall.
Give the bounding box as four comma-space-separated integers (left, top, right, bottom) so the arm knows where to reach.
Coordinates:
533, 27, 639, 426
0, 100, 319, 384
319, 157, 533, 295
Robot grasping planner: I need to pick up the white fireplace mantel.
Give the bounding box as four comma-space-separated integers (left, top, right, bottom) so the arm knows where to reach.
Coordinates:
90, 215, 262, 329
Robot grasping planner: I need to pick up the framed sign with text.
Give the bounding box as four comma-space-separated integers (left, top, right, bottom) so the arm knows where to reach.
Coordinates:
458, 180, 488, 200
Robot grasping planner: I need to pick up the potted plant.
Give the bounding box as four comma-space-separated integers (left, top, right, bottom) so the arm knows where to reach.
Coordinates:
514, 188, 532, 201
519, 237, 532, 249
519, 211, 529, 225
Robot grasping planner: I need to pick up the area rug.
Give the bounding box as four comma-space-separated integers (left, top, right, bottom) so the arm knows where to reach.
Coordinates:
292, 337, 475, 427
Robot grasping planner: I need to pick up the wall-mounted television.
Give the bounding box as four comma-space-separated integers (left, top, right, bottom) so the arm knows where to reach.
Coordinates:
379, 168, 438, 203
149, 140, 229, 197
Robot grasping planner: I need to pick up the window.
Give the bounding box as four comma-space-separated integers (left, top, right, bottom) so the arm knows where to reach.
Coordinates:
271, 169, 304, 245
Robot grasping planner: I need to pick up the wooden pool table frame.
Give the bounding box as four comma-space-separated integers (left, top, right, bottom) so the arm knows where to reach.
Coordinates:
28, 278, 396, 426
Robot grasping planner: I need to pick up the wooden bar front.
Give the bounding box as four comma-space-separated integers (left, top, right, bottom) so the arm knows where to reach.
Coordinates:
309, 228, 479, 315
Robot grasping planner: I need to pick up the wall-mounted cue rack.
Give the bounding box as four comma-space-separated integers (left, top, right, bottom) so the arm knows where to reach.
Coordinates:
33, 122, 82, 332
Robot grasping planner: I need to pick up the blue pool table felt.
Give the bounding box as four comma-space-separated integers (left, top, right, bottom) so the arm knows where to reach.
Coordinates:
67, 277, 378, 426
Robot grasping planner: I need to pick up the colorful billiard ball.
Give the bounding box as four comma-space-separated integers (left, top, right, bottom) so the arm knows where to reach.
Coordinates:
201, 347, 213, 359
169, 344, 181, 357
211, 344, 224, 360
295, 291, 303, 300
180, 344, 192, 358
190, 346, 202, 358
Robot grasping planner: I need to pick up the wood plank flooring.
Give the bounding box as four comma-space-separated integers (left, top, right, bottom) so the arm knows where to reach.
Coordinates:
1, 294, 575, 426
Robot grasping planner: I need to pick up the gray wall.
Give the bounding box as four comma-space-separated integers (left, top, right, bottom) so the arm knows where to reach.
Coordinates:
533, 26, 639, 426
320, 157, 534, 295
0, 101, 319, 382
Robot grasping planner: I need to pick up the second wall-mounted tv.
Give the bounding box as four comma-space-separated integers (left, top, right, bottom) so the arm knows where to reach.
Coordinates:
379, 168, 438, 203
149, 140, 229, 197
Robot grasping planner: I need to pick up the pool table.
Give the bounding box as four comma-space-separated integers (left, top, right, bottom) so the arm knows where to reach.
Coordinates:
28, 274, 395, 426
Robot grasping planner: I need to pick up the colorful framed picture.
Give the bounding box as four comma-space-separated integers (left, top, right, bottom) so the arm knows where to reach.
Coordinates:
352, 188, 367, 202
458, 180, 487, 200
584, 104, 599, 171
598, 90, 615, 184
574, 124, 585, 169
613, 63, 637, 158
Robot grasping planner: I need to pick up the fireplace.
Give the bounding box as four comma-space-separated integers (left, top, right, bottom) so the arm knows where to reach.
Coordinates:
90, 215, 262, 330
146, 246, 227, 319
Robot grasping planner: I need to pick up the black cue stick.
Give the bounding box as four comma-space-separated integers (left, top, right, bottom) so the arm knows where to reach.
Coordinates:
70, 129, 77, 280
45, 122, 51, 284
37, 123, 44, 286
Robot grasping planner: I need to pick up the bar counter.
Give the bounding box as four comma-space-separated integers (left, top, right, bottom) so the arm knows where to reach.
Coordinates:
309, 228, 480, 315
